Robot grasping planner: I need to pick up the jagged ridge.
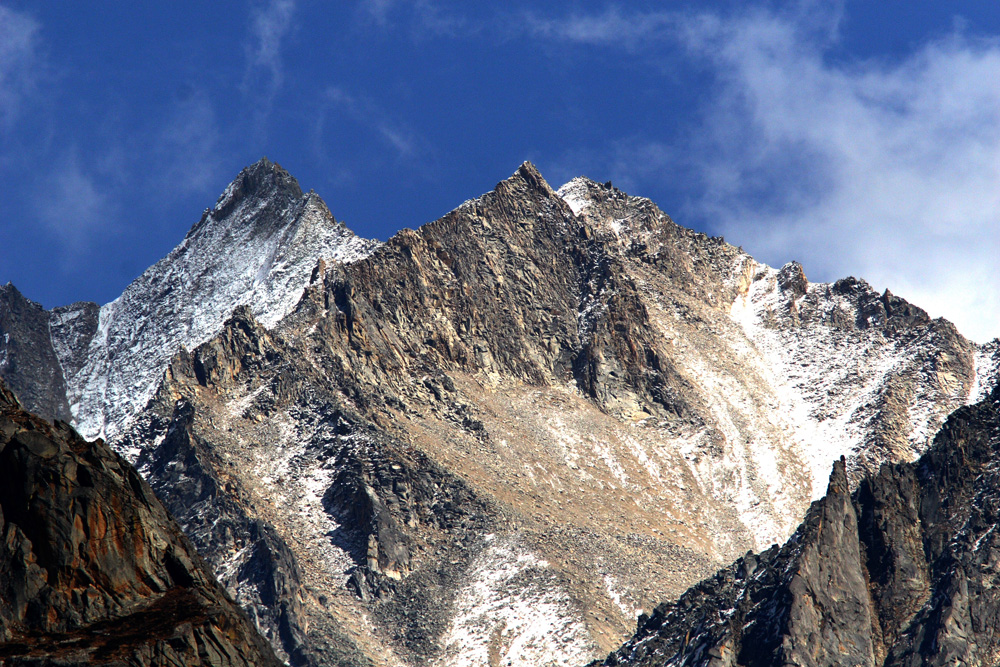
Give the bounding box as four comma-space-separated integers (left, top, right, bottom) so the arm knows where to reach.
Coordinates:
2, 159, 999, 667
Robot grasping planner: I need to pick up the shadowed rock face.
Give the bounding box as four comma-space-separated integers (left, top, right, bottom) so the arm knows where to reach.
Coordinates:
0, 380, 282, 666
0, 284, 78, 423
593, 380, 1000, 667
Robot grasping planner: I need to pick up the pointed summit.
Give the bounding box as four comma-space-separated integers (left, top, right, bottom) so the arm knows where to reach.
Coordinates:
56, 160, 379, 442
513, 160, 551, 193
212, 157, 303, 220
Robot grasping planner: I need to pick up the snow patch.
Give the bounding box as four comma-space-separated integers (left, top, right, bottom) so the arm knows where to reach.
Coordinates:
437, 538, 597, 667
556, 178, 594, 216
971, 340, 1000, 403
729, 263, 959, 501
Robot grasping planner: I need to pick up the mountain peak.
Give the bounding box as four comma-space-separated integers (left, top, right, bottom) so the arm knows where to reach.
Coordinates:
55, 158, 378, 442
515, 160, 546, 187
211, 157, 304, 220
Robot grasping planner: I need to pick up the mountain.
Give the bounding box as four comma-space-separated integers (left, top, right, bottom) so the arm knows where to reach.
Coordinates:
2, 158, 378, 444
2, 160, 998, 666
0, 378, 281, 665
592, 381, 1000, 667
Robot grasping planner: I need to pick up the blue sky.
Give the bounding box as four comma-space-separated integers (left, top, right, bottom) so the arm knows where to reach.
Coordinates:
1, 1, 999, 341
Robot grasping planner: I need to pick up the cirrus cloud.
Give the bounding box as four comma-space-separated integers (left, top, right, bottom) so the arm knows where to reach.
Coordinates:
0, 4, 41, 130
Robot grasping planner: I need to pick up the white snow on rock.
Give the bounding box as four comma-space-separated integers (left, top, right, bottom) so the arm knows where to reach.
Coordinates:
556, 178, 595, 216
60, 160, 379, 442
729, 260, 970, 500
436, 538, 598, 667
972, 339, 1000, 403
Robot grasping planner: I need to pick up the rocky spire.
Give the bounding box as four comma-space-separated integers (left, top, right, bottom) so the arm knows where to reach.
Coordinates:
209, 157, 304, 222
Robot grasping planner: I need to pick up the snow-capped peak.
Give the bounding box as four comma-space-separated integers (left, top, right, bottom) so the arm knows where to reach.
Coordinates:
54, 160, 380, 444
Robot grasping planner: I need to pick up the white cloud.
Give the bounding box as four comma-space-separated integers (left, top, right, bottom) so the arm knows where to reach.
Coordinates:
243, 0, 296, 121
528, 5, 1000, 343
675, 12, 1000, 343
33, 151, 115, 257
0, 4, 41, 130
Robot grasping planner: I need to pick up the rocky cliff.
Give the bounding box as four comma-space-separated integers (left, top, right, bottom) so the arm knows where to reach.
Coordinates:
593, 380, 1000, 667
0, 283, 74, 423
0, 379, 282, 666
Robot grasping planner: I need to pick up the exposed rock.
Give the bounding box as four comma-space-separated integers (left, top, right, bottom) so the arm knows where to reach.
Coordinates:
0, 284, 74, 422
0, 379, 281, 666
594, 380, 1000, 667
776, 261, 808, 299
48, 301, 100, 395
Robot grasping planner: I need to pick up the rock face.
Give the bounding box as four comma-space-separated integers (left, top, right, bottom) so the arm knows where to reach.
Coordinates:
593, 381, 1000, 667
0, 283, 75, 423
2, 160, 998, 667
0, 379, 282, 666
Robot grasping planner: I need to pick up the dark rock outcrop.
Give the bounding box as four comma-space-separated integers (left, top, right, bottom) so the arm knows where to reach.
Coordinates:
0, 284, 75, 422
0, 379, 282, 666
594, 380, 1000, 667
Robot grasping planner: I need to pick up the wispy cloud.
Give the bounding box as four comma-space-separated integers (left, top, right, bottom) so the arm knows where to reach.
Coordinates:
0, 3, 41, 130
33, 151, 116, 260
521, 6, 675, 46
357, 0, 472, 39
243, 0, 296, 126
153, 90, 223, 196
528, 5, 1000, 342
320, 86, 424, 160
360, 0, 397, 26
